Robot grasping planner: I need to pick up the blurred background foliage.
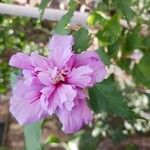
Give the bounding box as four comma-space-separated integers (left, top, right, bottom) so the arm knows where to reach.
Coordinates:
0, 0, 150, 150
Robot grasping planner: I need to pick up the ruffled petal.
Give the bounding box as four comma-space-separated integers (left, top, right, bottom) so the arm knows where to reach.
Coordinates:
56, 96, 93, 134
48, 34, 74, 69
74, 51, 107, 83
9, 52, 32, 69
40, 84, 76, 115
23, 70, 40, 85
12, 79, 42, 96
67, 65, 93, 88
10, 80, 47, 125
38, 72, 52, 86
40, 86, 57, 115
57, 84, 77, 111
31, 52, 50, 70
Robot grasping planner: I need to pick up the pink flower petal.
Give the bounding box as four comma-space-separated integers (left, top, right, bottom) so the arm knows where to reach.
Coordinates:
57, 84, 77, 111
67, 65, 93, 88
23, 70, 40, 85
74, 51, 107, 83
31, 52, 50, 70
10, 80, 47, 125
48, 35, 74, 69
12, 79, 42, 96
9, 52, 32, 69
40, 86, 57, 115
56, 97, 93, 134
38, 72, 52, 86
40, 84, 76, 114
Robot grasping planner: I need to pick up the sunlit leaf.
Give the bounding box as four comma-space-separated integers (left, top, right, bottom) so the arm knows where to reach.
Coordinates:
53, 0, 78, 35
87, 11, 108, 26
44, 135, 60, 144
96, 15, 122, 46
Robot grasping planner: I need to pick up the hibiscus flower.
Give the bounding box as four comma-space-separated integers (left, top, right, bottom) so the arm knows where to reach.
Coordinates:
9, 35, 106, 133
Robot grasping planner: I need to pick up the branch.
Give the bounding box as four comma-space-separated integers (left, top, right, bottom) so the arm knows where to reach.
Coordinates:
0, 3, 136, 29
0, 3, 88, 27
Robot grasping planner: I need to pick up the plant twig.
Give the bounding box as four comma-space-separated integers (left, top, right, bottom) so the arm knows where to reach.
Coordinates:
0, 3, 88, 27
0, 3, 137, 29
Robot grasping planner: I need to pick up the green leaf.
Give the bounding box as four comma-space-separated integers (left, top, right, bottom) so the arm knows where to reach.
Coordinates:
73, 28, 90, 53
89, 79, 136, 120
44, 135, 60, 144
24, 122, 42, 150
132, 53, 150, 88
87, 11, 108, 26
96, 48, 110, 65
53, 0, 78, 35
39, 0, 52, 19
113, 0, 134, 23
126, 144, 139, 150
123, 25, 141, 53
0, 147, 7, 150
0, 86, 7, 93
102, 0, 109, 6
142, 36, 150, 51
96, 15, 122, 46
111, 128, 126, 143
78, 131, 99, 150
118, 58, 131, 72
108, 39, 120, 59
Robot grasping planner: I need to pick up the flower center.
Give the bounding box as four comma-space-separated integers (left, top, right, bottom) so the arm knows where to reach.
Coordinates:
53, 73, 65, 84
52, 69, 69, 84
